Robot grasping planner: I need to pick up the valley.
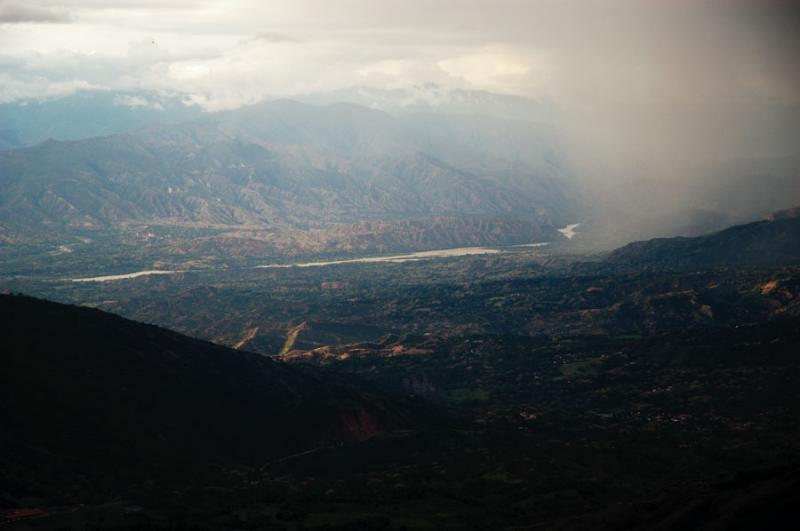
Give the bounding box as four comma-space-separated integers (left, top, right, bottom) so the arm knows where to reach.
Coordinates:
3, 191, 800, 530
2, 0, 799, 527
0, 73, 797, 528
3, 239, 800, 528
61, 239, 557, 282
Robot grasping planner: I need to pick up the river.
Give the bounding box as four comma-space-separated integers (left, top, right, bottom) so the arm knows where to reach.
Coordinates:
67, 227, 577, 282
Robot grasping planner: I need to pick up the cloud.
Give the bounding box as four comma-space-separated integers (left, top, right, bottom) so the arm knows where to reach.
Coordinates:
0, 0, 796, 176
0, 2, 70, 23
1, 1, 796, 107
112, 94, 164, 110
438, 48, 540, 95
252, 32, 301, 43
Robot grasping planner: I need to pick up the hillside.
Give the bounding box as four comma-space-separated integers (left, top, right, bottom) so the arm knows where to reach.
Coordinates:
0, 294, 423, 505
2, 289, 799, 528
607, 214, 800, 269
0, 99, 571, 258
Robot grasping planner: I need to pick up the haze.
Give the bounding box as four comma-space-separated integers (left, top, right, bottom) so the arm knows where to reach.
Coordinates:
1, 0, 799, 238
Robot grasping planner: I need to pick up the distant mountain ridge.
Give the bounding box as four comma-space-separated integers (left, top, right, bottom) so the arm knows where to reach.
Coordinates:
607, 210, 800, 268
296, 84, 556, 123
0, 90, 203, 148
3, 89, 798, 259
0, 98, 573, 256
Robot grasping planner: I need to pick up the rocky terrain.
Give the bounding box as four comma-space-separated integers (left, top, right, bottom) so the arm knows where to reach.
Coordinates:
0, 99, 572, 262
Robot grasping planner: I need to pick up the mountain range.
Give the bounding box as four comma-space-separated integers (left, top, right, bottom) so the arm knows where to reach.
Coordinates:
0, 97, 573, 258
1, 89, 798, 263
0, 90, 203, 149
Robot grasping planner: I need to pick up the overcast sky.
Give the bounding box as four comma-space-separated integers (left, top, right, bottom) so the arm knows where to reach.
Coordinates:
1, 0, 798, 175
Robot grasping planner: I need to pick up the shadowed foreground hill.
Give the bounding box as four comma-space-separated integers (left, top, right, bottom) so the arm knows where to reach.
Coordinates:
607, 214, 800, 269
1, 295, 800, 528
0, 294, 424, 503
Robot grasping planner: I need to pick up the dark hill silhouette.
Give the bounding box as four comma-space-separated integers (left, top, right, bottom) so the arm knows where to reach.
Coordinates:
607, 213, 800, 269
0, 294, 425, 500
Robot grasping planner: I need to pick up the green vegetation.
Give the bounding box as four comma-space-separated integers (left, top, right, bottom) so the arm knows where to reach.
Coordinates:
2, 236, 800, 529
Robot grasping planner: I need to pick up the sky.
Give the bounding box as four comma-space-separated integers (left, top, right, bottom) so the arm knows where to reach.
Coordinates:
1, 0, 798, 178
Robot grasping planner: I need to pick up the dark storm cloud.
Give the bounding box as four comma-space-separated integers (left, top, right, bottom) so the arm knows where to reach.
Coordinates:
0, 2, 70, 23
